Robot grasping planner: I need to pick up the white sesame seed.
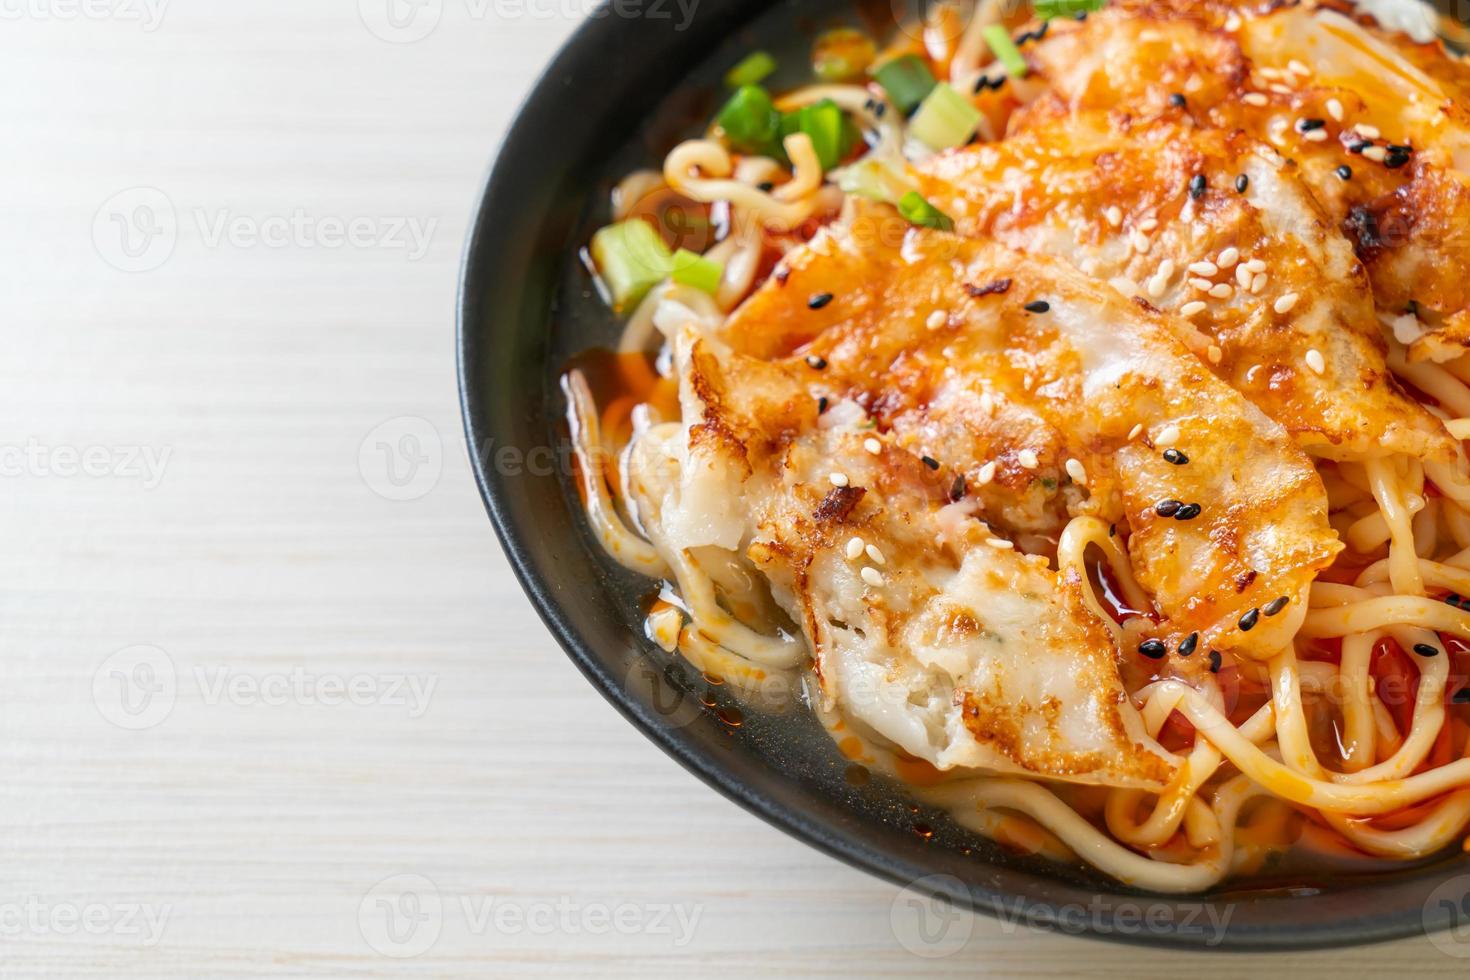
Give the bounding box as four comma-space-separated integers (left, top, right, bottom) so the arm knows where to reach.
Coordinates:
1225, 12, 1241, 30
865, 543, 886, 566
829, 472, 849, 487
1207, 344, 1223, 364
1274, 292, 1300, 314
1242, 92, 1269, 107
845, 536, 865, 560
860, 566, 885, 587
1131, 230, 1152, 254
1180, 300, 1208, 316
864, 437, 882, 455
1128, 423, 1144, 440
1259, 66, 1284, 80
1235, 265, 1254, 290
1189, 277, 1214, 292
1305, 348, 1326, 374
1147, 273, 1169, 299
985, 538, 1014, 550
1065, 458, 1087, 484
1303, 128, 1328, 143
978, 460, 997, 485
1326, 98, 1344, 122
1246, 258, 1267, 273
1156, 259, 1176, 280
1288, 59, 1312, 76
1362, 145, 1388, 163
1208, 282, 1234, 299
1188, 260, 1219, 276
1356, 123, 1381, 139
1217, 247, 1240, 268
1139, 217, 1160, 232
978, 392, 995, 414
926, 309, 947, 330
1018, 449, 1039, 469
1269, 83, 1293, 95
1104, 206, 1123, 227
1251, 272, 1268, 294
1156, 424, 1181, 447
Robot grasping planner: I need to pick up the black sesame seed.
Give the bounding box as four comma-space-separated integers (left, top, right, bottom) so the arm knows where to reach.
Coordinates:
1235, 174, 1250, 193
950, 474, 966, 501
1155, 498, 1183, 517
1163, 448, 1189, 465
1108, 523, 1116, 537
1348, 141, 1369, 155
757, 181, 775, 193
874, 102, 887, 118
1179, 632, 1199, 656
805, 355, 828, 370
1414, 642, 1441, 657
1335, 164, 1353, 180
1385, 149, 1411, 169
1075, 9, 1088, 19
1239, 607, 1260, 632
1297, 117, 1326, 132
1263, 595, 1290, 617
817, 396, 829, 414
808, 292, 834, 310
1168, 93, 1187, 108
1174, 502, 1203, 521
921, 455, 939, 470
1388, 143, 1413, 154
1208, 650, 1223, 673
1189, 174, 1207, 199
1139, 639, 1168, 660
1454, 688, 1470, 704
1024, 300, 1051, 313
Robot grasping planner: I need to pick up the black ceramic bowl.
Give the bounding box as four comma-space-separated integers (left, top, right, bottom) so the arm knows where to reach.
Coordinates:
459, 0, 1470, 949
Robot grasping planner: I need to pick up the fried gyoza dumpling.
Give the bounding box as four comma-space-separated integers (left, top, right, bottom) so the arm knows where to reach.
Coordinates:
720, 215, 1341, 659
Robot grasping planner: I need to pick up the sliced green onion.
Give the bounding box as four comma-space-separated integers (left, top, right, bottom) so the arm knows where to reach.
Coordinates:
781, 98, 858, 170
1033, 0, 1106, 18
716, 84, 783, 157
812, 28, 877, 82
836, 158, 917, 203
909, 83, 982, 150
669, 249, 724, 294
872, 54, 937, 115
725, 51, 777, 88
982, 25, 1029, 77
590, 219, 673, 313
897, 191, 954, 231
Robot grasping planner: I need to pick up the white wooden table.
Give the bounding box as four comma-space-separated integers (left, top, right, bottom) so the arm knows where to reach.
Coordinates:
0, 1, 1463, 974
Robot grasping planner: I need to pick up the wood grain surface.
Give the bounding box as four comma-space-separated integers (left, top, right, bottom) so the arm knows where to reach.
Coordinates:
1, 1, 1465, 974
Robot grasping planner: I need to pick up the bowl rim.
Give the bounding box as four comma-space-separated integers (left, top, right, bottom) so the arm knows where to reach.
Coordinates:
457, 0, 1462, 952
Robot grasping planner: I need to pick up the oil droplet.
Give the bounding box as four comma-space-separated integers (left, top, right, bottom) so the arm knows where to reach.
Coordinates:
912, 822, 935, 841
717, 705, 743, 728
844, 764, 870, 786
703, 672, 724, 686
